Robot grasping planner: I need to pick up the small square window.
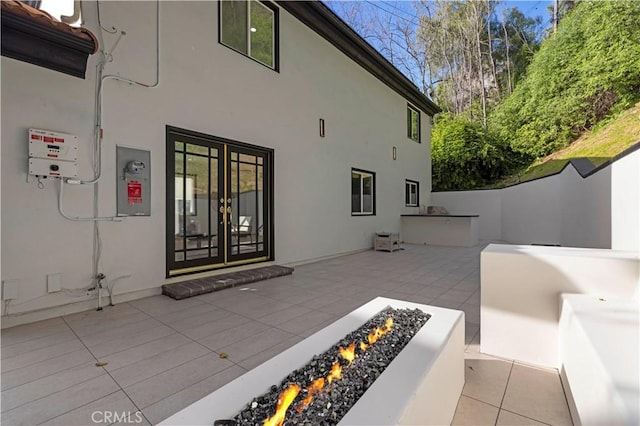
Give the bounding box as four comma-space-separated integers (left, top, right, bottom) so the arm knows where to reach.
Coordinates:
405, 180, 419, 206
352, 169, 376, 215
407, 105, 420, 143
220, 0, 278, 70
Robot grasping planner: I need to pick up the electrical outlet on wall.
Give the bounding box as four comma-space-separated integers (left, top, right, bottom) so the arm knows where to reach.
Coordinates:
47, 273, 62, 293
2, 279, 19, 300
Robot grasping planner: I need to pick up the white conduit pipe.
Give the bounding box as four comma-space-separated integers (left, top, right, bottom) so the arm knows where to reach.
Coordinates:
68, 0, 160, 187
58, 179, 119, 221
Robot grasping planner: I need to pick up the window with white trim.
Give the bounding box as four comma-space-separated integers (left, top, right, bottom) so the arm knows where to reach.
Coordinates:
405, 180, 419, 206
219, 0, 278, 69
407, 104, 420, 142
351, 169, 375, 215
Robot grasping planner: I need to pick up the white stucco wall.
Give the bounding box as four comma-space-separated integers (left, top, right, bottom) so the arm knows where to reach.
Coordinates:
1, 1, 432, 318
432, 148, 638, 250
611, 149, 640, 252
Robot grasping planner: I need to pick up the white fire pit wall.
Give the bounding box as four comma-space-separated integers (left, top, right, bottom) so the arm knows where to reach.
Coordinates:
160, 297, 465, 426
481, 244, 639, 368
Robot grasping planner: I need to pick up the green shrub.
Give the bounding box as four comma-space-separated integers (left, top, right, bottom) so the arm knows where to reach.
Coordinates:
431, 114, 519, 190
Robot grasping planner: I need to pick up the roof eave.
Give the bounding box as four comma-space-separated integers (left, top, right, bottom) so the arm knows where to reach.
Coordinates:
276, 1, 441, 116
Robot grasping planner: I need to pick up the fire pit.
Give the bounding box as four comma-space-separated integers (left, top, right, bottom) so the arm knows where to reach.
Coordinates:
159, 297, 465, 426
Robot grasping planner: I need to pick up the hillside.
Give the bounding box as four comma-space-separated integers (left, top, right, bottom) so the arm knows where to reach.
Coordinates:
492, 102, 640, 187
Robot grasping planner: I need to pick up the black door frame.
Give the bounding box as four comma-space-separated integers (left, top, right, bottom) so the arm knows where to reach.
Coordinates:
166, 125, 275, 277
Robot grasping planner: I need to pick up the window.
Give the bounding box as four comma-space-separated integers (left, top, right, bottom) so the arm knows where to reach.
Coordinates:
220, 0, 278, 69
351, 169, 375, 215
407, 104, 420, 142
405, 180, 419, 206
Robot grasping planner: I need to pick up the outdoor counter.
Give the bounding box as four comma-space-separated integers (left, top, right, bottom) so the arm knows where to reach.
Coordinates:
401, 214, 479, 247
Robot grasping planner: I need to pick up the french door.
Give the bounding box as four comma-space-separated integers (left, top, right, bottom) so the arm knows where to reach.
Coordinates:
166, 126, 273, 277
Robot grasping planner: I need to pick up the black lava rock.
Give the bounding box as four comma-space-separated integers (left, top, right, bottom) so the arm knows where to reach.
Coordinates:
228, 308, 430, 426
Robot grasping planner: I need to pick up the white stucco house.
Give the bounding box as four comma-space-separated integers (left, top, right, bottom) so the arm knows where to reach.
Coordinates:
1, 0, 440, 324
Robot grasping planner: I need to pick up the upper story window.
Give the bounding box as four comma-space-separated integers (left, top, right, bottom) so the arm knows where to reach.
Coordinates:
405, 180, 419, 207
351, 169, 375, 215
407, 104, 420, 143
219, 0, 278, 70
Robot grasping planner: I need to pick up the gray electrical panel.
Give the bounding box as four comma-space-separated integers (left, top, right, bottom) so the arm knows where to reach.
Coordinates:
116, 146, 151, 216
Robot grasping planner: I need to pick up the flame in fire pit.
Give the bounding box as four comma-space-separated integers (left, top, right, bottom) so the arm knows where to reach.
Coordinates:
263, 317, 394, 424
339, 343, 356, 364
368, 317, 394, 345
327, 361, 342, 384
296, 377, 325, 413
263, 384, 301, 426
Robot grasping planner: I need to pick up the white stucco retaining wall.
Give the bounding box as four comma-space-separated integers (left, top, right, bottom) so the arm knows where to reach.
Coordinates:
431, 147, 639, 250
1, 2, 433, 320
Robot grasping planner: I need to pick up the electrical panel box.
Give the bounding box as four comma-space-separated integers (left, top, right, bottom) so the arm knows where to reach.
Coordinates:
116, 146, 151, 216
28, 128, 78, 178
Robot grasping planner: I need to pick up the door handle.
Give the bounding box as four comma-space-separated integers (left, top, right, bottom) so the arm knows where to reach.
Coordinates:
227, 206, 232, 225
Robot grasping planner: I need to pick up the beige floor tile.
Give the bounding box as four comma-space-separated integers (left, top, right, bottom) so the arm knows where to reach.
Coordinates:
124, 353, 234, 409
237, 335, 304, 370
150, 301, 222, 324
162, 308, 231, 332
181, 312, 252, 340
1, 339, 86, 373
465, 325, 480, 345
62, 303, 139, 325
502, 363, 572, 426
300, 292, 347, 309
1, 374, 120, 426
298, 318, 339, 337
430, 298, 463, 309
232, 300, 296, 320
256, 304, 313, 326
199, 319, 270, 349
462, 356, 513, 407
142, 365, 246, 424
274, 310, 336, 335
128, 295, 205, 316
88, 324, 175, 358
81, 318, 167, 347
465, 330, 481, 354
2, 363, 104, 412
1, 329, 78, 359
217, 327, 295, 363
452, 395, 500, 425
42, 391, 142, 426
109, 341, 211, 388
69, 311, 151, 337
1, 349, 95, 391
0, 318, 68, 347
102, 332, 191, 372
497, 409, 550, 425
316, 297, 366, 316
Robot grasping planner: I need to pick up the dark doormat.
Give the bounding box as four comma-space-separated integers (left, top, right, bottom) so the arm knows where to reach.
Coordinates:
162, 265, 294, 300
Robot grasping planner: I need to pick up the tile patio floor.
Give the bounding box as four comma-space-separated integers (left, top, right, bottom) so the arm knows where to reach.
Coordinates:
1, 242, 573, 425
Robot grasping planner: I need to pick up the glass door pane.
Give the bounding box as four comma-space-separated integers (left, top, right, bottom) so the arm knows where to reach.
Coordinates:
169, 136, 223, 273
227, 147, 268, 262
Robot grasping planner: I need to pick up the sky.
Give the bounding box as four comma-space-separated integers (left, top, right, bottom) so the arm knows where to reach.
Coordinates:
328, 1, 553, 26
326, 0, 553, 90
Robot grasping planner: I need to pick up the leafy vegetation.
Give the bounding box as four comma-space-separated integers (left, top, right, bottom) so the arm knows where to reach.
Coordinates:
490, 0, 640, 161
493, 102, 640, 187
331, 1, 639, 191
431, 114, 520, 190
